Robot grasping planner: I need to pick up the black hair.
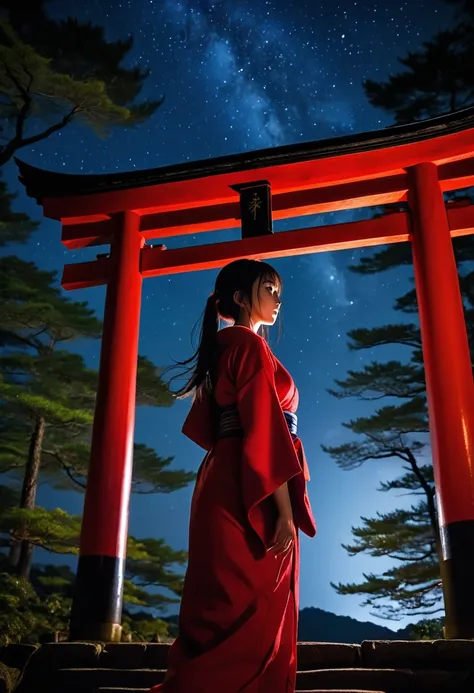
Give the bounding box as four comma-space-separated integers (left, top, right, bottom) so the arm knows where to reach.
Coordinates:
169, 258, 282, 399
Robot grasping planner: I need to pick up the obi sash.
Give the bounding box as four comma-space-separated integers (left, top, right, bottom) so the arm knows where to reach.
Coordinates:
218, 405, 298, 439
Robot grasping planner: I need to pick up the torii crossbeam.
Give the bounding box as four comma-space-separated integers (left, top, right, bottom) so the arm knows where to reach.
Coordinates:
16, 106, 474, 641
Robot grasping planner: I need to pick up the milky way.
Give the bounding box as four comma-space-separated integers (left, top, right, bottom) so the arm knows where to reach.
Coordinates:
161, 0, 357, 148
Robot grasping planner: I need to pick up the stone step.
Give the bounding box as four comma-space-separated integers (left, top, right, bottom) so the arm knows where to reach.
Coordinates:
56, 668, 165, 687
320, 667, 469, 691
98, 689, 386, 693
15, 642, 363, 671
48, 666, 470, 692
10, 639, 474, 674
10, 641, 474, 693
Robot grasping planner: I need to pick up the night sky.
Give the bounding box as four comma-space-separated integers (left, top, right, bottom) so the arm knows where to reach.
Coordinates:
3, 0, 455, 627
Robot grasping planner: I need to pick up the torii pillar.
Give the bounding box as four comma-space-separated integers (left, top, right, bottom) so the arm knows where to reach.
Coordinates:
69, 211, 144, 641
15, 106, 474, 641
409, 162, 474, 639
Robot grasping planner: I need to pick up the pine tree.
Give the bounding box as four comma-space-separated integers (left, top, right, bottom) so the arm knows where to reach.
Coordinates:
0, 529, 188, 641
363, 1, 474, 123
323, 349, 443, 619
0, 1, 185, 632
0, 255, 101, 577
0, 571, 38, 644
0, 256, 193, 579
405, 617, 445, 640
0, 0, 164, 166
444, 0, 474, 19
327, 233, 474, 619
325, 247, 474, 620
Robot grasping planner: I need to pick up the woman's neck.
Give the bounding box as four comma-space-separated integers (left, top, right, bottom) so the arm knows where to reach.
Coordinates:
234, 318, 260, 333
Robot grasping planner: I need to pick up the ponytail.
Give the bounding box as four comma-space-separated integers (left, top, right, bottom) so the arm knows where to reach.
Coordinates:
168, 293, 220, 399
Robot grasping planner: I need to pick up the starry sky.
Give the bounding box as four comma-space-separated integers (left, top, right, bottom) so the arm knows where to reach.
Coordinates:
2, 0, 456, 628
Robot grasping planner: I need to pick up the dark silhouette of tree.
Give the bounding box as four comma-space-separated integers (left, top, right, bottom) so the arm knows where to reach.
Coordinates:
363, 1, 474, 123
0, 0, 164, 166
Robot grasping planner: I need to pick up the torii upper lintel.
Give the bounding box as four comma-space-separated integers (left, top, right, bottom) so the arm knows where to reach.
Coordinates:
15, 105, 474, 216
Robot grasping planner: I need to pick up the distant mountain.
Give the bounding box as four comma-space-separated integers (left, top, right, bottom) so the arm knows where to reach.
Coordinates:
163, 608, 412, 643
298, 607, 411, 643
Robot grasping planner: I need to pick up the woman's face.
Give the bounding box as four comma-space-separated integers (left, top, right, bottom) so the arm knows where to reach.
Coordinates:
250, 276, 282, 327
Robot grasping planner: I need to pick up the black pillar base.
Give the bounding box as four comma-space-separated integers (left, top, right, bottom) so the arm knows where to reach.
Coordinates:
440, 520, 474, 639
69, 555, 124, 642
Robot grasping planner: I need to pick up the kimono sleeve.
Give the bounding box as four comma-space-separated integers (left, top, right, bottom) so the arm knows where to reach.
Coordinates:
182, 387, 213, 451
233, 335, 303, 550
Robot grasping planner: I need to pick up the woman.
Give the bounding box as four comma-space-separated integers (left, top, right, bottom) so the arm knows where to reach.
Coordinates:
151, 258, 316, 693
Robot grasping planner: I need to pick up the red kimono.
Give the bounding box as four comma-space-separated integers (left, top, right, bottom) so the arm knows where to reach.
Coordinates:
151, 325, 316, 693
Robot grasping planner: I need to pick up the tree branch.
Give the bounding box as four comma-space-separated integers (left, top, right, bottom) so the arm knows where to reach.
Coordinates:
361, 433, 412, 462
18, 105, 79, 149
403, 581, 442, 597
0, 325, 43, 352
10, 537, 78, 555
0, 104, 79, 166
401, 605, 444, 616
0, 462, 24, 473
43, 449, 86, 490
387, 551, 434, 562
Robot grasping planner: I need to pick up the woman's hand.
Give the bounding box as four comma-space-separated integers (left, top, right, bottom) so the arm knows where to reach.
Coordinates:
268, 514, 296, 557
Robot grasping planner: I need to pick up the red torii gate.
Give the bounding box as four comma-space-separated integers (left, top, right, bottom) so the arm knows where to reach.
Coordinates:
16, 106, 474, 642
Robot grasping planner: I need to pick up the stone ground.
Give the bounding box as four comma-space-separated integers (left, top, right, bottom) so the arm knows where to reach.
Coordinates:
1, 639, 474, 693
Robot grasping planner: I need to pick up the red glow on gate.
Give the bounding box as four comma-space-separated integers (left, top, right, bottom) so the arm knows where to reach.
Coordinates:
15, 106, 474, 639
